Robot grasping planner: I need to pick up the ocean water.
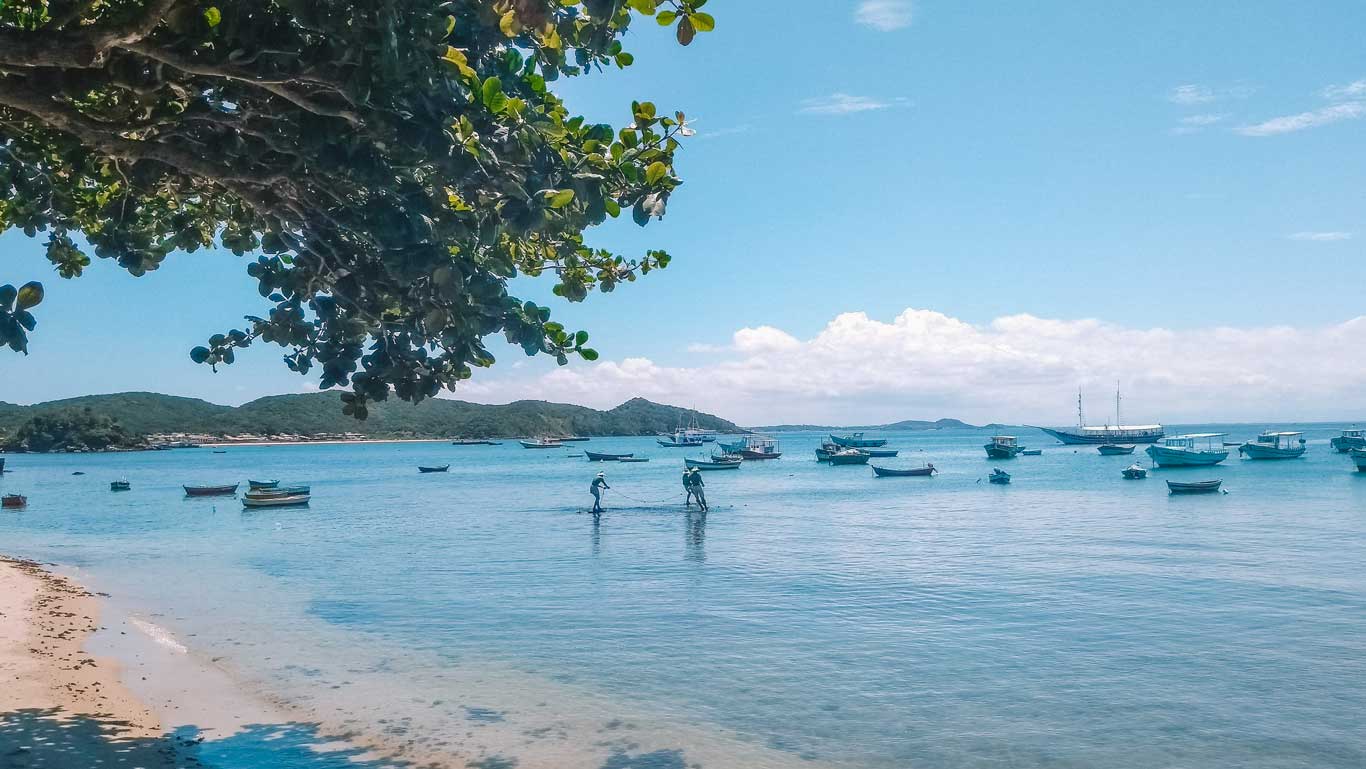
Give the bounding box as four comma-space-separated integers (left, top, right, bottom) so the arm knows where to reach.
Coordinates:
3, 424, 1366, 768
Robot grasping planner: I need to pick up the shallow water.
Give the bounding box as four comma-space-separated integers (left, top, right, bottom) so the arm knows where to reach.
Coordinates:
3, 424, 1365, 768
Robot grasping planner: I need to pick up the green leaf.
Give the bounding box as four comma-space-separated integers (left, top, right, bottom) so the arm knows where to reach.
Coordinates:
548, 189, 576, 208
203, 6, 221, 27
580, 348, 599, 361
445, 15, 456, 37
190, 346, 211, 364
15, 282, 43, 310
574, 330, 589, 345
645, 161, 668, 184
604, 199, 621, 217
481, 77, 507, 112
0, 284, 15, 311
626, 0, 656, 15
691, 12, 714, 31
656, 10, 677, 25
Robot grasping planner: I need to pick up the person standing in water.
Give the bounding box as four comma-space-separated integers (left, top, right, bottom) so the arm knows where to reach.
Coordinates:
590, 472, 609, 514
683, 468, 696, 507
688, 468, 708, 512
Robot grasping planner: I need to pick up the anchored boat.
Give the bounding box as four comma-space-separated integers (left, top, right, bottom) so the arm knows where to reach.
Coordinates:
184, 484, 239, 497
685, 457, 740, 471
2, 494, 26, 508
585, 451, 633, 461
110, 480, 131, 491
243, 492, 311, 508
1352, 448, 1366, 472
1144, 434, 1229, 467
1035, 386, 1163, 445
1331, 428, 1366, 453
827, 449, 871, 466
829, 432, 887, 448
871, 463, 936, 477
1098, 444, 1136, 456
1122, 464, 1148, 479
988, 469, 1011, 484
1238, 431, 1307, 460
418, 465, 450, 473
520, 439, 564, 449
984, 436, 1024, 459
657, 429, 704, 448
1167, 479, 1223, 494
248, 479, 279, 490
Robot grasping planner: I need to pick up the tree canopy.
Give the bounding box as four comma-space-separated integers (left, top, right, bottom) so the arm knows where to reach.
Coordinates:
0, 0, 712, 417
2, 406, 140, 452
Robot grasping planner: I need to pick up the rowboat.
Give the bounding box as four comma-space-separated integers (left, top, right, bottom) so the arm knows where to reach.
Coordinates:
1021, 449, 1043, 456
984, 436, 1024, 459
1167, 479, 1223, 494
557, 436, 591, 442
1331, 429, 1365, 453
245, 485, 311, 497
863, 448, 899, 458
1145, 434, 1229, 467
829, 433, 887, 448
988, 469, 1010, 484
184, 484, 238, 497
1097, 444, 1136, 456
243, 493, 311, 508
1238, 431, 1307, 460
871, 463, 936, 477
618, 457, 651, 463
110, 480, 131, 491
418, 465, 450, 473
248, 479, 279, 490
685, 458, 740, 471
1121, 464, 1147, 479
2, 494, 26, 508
827, 449, 871, 466
452, 439, 497, 446
520, 439, 563, 449
585, 451, 633, 461
1352, 448, 1366, 472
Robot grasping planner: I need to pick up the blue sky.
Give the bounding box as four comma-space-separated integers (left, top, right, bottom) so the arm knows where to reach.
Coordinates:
3, 2, 1364, 424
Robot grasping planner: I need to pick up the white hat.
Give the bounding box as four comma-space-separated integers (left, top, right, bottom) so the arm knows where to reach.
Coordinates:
596, 472, 605, 477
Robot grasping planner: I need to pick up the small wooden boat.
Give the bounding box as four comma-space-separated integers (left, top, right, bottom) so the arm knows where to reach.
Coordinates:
618, 457, 651, 463
585, 451, 633, 461
1238, 431, 1306, 460
711, 452, 745, 463
871, 463, 936, 477
1331, 428, 1366, 453
988, 469, 1011, 484
452, 439, 496, 446
827, 449, 871, 466
110, 480, 131, 491
984, 436, 1024, 459
1021, 449, 1043, 456
248, 479, 280, 490
1167, 479, 1223, 494
520, 439, 564, 449
558, 436, 591, 442
829, 432, 887, 448
1098, 444, 1136, 455
1121, 464, 1148, 479
2, 494, 27, 509
245, 485, 311, 497
1352, 448, 1366, 472
184, 484, 238, 497
71, 471, 86, 476
243, 493, 311, 508
863, 448, 899, 458
685, 457, 741, 471
212, 450, 228, 454
418, 465, 450, 473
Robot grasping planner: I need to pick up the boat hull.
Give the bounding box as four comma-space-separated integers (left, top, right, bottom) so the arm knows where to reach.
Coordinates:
1238, 443, 1306, 460
1098, 444, 1136, 456
1122, 468, 1147, 479
985, 445, 1022, 459
1167, 480, 1222, 494
1331, 436, 1366, 453
418, 466, 450, 473
1144, 446, 1228, 467
2, 494, 26, 508
737, 450, 781, 460
829, 434, 887, 448
1352, 449, 1366, 472
684, 459, 740, 471
871, 465, 935, 477
520, 441, 564, 449
585, 452, 633, 461
1038, 427, 1164, 445
827, 453, 871, 466
243, 494, 311, 508
184, 484, 238, 496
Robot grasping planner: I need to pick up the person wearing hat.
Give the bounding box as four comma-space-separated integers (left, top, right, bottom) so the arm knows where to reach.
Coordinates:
683, 467, 696, 507
590, 472, 610, 513
687, 467, 707, 512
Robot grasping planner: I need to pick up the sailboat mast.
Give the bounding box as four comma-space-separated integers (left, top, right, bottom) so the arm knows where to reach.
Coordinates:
1077, 389, 1085, 428
1115, 382, 1122, 428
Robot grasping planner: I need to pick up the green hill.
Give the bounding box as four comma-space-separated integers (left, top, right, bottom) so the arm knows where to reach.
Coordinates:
750, 418, 984, 432
0, 392, 739, 440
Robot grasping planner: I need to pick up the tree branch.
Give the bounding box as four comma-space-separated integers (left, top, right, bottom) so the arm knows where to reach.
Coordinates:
0, 0, 180, 68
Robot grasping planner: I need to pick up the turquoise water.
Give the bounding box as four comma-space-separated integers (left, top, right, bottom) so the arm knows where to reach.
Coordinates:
3, 424, 1366, 768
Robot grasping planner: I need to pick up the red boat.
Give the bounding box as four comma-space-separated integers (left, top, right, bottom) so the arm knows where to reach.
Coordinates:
3, 494, 27, 509
183, 484, 239, 497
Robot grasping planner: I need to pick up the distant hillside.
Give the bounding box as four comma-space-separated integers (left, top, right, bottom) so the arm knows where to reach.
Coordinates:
750, 418, 985, 432
0, 392, 739, 440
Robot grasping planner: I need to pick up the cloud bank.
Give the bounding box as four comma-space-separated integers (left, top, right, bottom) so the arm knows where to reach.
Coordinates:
457, 309, 1366, 426
855, 1, 912, 32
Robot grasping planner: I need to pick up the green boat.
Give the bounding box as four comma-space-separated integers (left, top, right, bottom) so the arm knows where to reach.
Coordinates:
1238, 431, 1306, 460
1352, 448, 1366, 472
1331, 429, 1366, 453
829, 433, 887, 449
984, 436, 1024, 459
826, 449, 870, 466
1097, 444, 1136, 456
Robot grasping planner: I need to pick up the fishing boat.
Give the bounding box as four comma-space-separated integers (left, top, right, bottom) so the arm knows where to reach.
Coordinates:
863, 447, 899, 458
1144, 434, 1229, 467
418, 465, 450, 473
248, 479, 280, 490
984, 436, 1024, 459
1098, 444, 1136, 456
1239, 431, 1307, 460
618, 457, 651, 463
685, 457, 741, 471
245, 485, 311, 496
1331, 428, 1366, 453
585, 451, 633, 461
520, 439, 564, 449
1122, 464, 1148, 479
988, 469, 1010, 484
2, 494, 26, 508
183, 484, 238, 497
558, 436, 591, 442
1351, 448, 1366, 472
725, 435, 782, 460
110, 480, 131, 491
829, 432, 887, 448
712, 452, 745, 463
452, 439, 497, 446
243, 492, 311, 508
657, 430, 704, 448
871, 463, 936, 477
1021, 449, 1043, 456
827, 449, 871, 466
1034, 386, 1164, 445
1167, 479, 1223, 494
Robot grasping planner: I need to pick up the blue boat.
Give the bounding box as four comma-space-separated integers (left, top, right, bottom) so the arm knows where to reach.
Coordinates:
829, 433, 887, 449
988, 468, 1011, 484
1331, 428, 1365, 453
1097, 444, 1136, 456
984, 436, 1024, 459
1034, 387, 1164, 445
1145, 434, 1229, 467
1352, 448, 1366, 472
1238, 431, 1306, 460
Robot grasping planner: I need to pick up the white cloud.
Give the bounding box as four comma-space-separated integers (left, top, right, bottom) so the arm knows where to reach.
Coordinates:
1289, 231, 1353, 242
855, 0, 912, 31
1169, 113, 1228, 135
1236, 102, 1366, 136
1169, 84, 1216, 105
1323, 79, 1366, 101
798, 93, 906, 116
453, 308, 1366, 425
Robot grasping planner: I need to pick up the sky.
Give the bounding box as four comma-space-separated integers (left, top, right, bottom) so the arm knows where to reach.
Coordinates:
2, 1, 1365, 426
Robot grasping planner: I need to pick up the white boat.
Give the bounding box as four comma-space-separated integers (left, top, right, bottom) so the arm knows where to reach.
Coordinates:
1035, 386, 1164, 445
1238, 431, 1306, 460
242, 493, 311, 508
1331, 428, 1365, 453
657, 429, 704, 447
1144, 434, 1230, 467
